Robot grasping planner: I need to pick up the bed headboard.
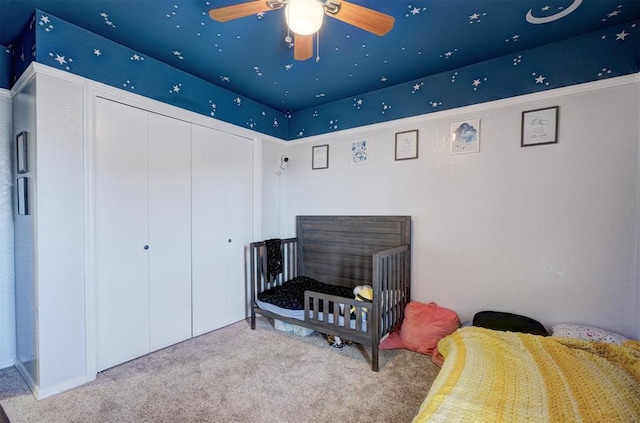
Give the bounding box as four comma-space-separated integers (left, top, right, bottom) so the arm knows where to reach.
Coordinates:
296, 215, 411, 288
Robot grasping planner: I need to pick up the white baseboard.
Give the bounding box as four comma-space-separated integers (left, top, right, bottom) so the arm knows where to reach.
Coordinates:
34, 374, 96, 400
14, 361, 36, 394
14, 361, 96, 400
0, 358, 15, 370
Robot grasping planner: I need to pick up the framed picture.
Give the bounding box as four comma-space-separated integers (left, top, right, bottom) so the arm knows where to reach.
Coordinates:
16, 131, 27, 174
17, 177, 28, 215
451, 119, 480, 154
521, 106, 559, 147
395, 130, 419, 160
349, 138, 369, 166
312, 144, 329, 169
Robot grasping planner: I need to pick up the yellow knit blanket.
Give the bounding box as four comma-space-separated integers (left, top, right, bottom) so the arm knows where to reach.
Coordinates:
413, 327, 640, 423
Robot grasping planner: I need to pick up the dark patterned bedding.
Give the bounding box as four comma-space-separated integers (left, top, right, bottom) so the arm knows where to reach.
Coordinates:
257, 276, 353, 311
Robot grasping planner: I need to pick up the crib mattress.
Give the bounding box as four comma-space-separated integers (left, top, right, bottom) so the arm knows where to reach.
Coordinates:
257, 276, 353, 315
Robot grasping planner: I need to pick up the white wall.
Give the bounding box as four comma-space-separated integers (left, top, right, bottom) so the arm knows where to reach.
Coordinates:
0, 89, 15, 368
259, 138, 289, 239
281, 77, 640, 339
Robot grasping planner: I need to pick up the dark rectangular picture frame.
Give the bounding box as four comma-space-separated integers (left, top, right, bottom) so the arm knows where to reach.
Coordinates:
395, 129, 419, 160
312, 144, 329, 169
521, 106, 559, 147
16, 131, 27, 174
17, 177, 28, 215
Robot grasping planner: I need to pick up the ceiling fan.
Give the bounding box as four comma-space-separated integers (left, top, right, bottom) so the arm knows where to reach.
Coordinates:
208, 0, 395, 61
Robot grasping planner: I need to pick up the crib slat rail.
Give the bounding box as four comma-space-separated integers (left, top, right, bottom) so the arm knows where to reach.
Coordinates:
372, 244, 410, 371
303, 292, 372, 344
250, 237, 297, 329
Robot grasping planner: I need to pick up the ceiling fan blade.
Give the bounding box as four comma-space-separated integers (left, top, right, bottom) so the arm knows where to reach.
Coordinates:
294, 34, 313, 61
327, 0, 394, 36
209, 1, 272, 22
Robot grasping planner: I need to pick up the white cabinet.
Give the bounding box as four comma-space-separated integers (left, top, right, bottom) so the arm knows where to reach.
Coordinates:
95, 98, 192, 371
95, 98, 253, 370
192, 126, 253, 336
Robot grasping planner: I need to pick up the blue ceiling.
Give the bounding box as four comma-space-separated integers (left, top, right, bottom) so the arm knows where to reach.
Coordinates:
2, 0, 639, 112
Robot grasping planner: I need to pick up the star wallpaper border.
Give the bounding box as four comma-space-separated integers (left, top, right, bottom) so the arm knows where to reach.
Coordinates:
2, 10, 639, 140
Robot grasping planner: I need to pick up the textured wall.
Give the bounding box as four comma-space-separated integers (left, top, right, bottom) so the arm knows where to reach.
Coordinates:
0, 90, 15, 368
283, 77, 640, 339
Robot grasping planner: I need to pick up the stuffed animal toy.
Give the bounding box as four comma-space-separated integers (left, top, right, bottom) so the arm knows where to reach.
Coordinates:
325, 286, 373, 349
326, 334, 352, 349
351, 285, 373, 319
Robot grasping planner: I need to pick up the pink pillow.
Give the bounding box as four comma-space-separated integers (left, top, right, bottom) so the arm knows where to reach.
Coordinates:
380, 301, 460, 356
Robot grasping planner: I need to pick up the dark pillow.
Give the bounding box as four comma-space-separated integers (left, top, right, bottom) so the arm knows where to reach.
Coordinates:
473, 311, 548, 336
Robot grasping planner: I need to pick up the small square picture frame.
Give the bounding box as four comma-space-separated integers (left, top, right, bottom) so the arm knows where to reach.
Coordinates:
521, 106, 559, 147
395, 130, 419, 161
312, 144, 329, 170
451, 119, 480, 154
16, 131, 27, 174
17, 177, 28, 215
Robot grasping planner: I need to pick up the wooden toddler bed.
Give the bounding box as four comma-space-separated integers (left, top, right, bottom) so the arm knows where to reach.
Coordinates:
249, 215, 411, 371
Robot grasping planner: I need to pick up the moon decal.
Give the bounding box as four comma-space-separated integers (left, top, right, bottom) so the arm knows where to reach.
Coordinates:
526, 0, 582, 24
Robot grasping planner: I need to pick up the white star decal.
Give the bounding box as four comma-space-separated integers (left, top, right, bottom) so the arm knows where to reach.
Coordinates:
172, 85, 181, 93
410, 7, 421, 15
607, 10, 620, 18
54, 54, 67, 65
94, 49, 102, 56
472, 79, 481, 87
535, 75, 546, 84
40, 15, 50, 24
542, 6, 550, 11
616, 30, 629, 40
470, 13, 480, 20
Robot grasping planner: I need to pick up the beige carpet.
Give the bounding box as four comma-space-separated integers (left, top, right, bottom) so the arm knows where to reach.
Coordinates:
0, 316, 440, 423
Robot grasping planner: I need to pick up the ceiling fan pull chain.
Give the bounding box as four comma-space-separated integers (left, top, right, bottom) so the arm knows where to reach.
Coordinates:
284, 6, 292, 43
316, 31, 320, 62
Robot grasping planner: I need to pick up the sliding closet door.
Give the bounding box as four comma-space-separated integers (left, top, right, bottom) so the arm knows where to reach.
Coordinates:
95, 98, 150, 371
225, 134, 254, 323
147, 113, 192, 351
191, 125, 227, 336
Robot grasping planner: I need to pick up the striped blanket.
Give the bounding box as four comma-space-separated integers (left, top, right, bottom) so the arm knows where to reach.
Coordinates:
414, 327, 640, 422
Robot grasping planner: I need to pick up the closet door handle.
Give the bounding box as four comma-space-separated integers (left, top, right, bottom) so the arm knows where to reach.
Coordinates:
144, 245, 149, 250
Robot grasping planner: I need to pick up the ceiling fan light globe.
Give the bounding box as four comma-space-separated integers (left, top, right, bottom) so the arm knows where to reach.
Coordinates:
285, 0, 324, 35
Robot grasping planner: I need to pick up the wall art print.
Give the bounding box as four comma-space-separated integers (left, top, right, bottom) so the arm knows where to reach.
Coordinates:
350, 138, 369, 166
16, 131, 27, 174
395, 130, 419, 160
312, 144, 329, 169
521, 106, 559, 147
17, 177, 28, 215
451, 119, 481, 154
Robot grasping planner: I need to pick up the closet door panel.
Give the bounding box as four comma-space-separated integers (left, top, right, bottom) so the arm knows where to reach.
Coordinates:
225, 134, 254, 323
148, 113, 192, 351
191, 125, 228, 336
95, 98, 150, 371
